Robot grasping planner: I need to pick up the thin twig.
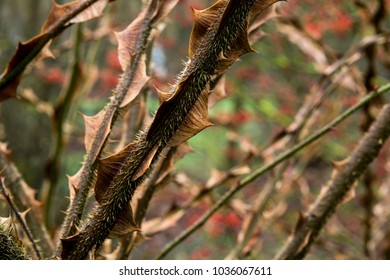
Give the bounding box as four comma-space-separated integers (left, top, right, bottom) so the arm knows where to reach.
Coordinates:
155, 83, 390, 259
226, 161, 288, 259
0, 178, 42, 259
262, 33, 388, 158
0, 144, 53, 258
230, 19, 387, 260
226, 34, 388, 258
43, 24, 83, 229
227, 66, 348, 259
275, 101, 390, 260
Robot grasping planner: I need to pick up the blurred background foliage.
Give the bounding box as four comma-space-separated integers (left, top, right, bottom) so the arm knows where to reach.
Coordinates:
0, 0, 390, 259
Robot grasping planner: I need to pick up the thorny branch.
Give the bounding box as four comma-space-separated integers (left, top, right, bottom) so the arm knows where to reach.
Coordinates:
57, 0, 161, 250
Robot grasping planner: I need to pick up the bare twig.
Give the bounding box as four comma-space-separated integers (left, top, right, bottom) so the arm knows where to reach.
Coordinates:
227, 55, 361, 259
226, 161, 288, 259
275, 101, 390, 260
0, 178, 41, 259
261, 34, 389, 159
0, 144, 53, 258
43, 24, 83, 229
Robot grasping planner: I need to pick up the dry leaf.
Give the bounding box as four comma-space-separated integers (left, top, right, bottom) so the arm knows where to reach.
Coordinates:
189, 0, 227, 58
263, 201, 287, 220
142, 209, 184, 236
70, 0, 110, 24
67, 169, 83, 203
0, 34, 50, 102
108, 203, 140, 238
82, 110, 114, 154
115, 11, 146, 71
168, 88, 213, 147
119, 54, 150, 108
0, 0, 112, 102
154, 86, 172, 104
94, 142, 136, 203
132, 144, 160, 180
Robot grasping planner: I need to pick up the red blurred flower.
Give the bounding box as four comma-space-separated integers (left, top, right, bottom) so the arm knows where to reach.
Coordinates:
99, 70, 119, 89
157, 37, 176, 50
207, 212, 241, 236
106, 49, 122, 71
236, 68, 260, 82
183, 204, 208, 227
190, 246, 213, 260
302, 4, 354, 38
43, 67, 65, 85
308, 23, 323, 38
233, 110, 252, 124
223, 212, 241, 228
331, 13, 353, 33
